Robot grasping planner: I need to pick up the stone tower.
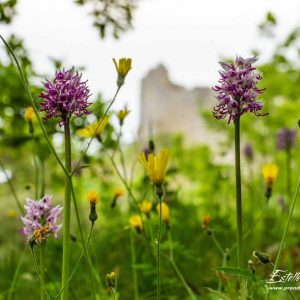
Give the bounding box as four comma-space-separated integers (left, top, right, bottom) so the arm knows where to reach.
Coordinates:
138, 64, 216, 145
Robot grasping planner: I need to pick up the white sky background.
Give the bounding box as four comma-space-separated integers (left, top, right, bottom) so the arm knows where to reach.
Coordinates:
1, 0, 300, 141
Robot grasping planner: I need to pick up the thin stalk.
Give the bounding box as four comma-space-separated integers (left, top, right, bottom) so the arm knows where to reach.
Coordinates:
40, 241, 46, 300
61, 120, 72, 300
211, 234, 225, 256
157, 193, 162, 300
33, 154, 39, 199
230, 203, 268, 253
234, 117, 243, 268
30, 247, 51, 300
109, 287, 116, 300
40, 160, 46, 198
130, 229, 139, 300
167, 231, 196, 300
109, 156, 146, 230
72, 86, 121, 176
69, 180, 100, 298
286, 148, 292, 197
0, 35, 68, 176
273, 173, 300, 271
8, 248, 25, 300
0, 161, 23, 213
55, 225, 94, 299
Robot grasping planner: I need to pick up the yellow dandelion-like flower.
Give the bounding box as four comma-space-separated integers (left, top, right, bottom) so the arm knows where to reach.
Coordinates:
129, 214, 143, 232
114, 187, 125, 197
138, 149, 170, 187
87, 190, 100, 204
112, 58, 132, 87
116, 107, 130, 126
156, 202, 170, 222
140, 200, 152, 214
262, 164, 279, 187
24, 107, 34, 122
76, 117, 109, 138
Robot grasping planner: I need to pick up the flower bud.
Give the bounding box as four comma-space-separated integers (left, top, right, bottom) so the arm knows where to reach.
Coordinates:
253, 251, 271, 265
89, 204, 98, 223
106, 271, 116, 288
112, 58, 132, 88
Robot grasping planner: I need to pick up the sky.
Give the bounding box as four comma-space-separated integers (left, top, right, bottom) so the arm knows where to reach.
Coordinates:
1, 0, 300, 141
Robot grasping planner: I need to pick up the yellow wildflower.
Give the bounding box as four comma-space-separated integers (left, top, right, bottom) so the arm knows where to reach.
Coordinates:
76, 117, 109, 138
114, 187, 125, 197
262, 164, 279, 187
116, 107, 130, 126
129, 214, 143, 233
138, 149, 170, 187
140, 200, 152, 214
111, 187, 125, 208
87, 190, 100, 204
24, 107, 34, 122
156, 202, 170, 223
112, 58, 132, 87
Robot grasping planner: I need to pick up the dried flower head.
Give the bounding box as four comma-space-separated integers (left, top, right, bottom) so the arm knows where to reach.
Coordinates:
113, 58, 132, 87
129, 215, 143, 233
76, 117, 109, 139
262, 164, 279, 187
212, 56, 265, 123
116, 107, 130, 126
20, 195, 63, 244
276, 128, 297, 151
39, 67, 91, 125
139, 149, 170, 187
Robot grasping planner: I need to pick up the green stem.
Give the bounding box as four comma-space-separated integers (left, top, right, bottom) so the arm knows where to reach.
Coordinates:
234, 117, 243, 268
8, 248, 25, 300
31, 131, 39, 199
130, 229, 139, 300
157, 192, 162, 300
69, 180, 99, 298
72, 86, 121, 176
55, 224, 94, 299
30, 247, 51, 300
273, 173, 300, 271
40, 160, 46, 198
286, 148, 292, 198
0, 160, 23, 213
61, 120, 72, 300
40, 242, 46, 300
0, 35, 68, 177
167, 231, 196, 300
211, 233, 225, 256
110, 287, 116, 300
